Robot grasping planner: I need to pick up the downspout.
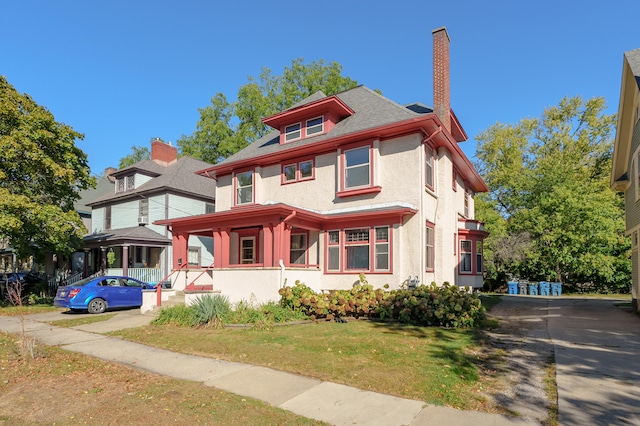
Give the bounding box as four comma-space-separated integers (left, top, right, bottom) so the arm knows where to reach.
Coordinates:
279, 211, 296, 288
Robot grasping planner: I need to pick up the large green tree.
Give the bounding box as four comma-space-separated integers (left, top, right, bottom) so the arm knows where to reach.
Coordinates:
475, 96, 629, 292
118, 144, 151, 169
0, 76, 93, 261
177, 58, 359, 164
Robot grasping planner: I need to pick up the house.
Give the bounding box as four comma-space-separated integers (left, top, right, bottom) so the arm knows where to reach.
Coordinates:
611, 47, 640, 312
156, 27, 488, 304
83, 139, 216, 284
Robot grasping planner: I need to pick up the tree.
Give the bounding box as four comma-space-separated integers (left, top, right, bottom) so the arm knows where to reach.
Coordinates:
118, 144, 151, 169
0, 76, 93, 261
177, 58, 359, 164
475, 96, 629, 292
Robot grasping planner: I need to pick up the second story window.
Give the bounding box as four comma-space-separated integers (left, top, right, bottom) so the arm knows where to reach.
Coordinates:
205, 202, 215, 214
235, 170, 254, 205
425, 146, 434, 190
285, 123, 301, 142
139, 199, 149, 223
344, 146, 370, 189
464, 190, 470, 217
306, 116, 324, 136
282, 159, 314, 184
116, 175, 135, 193
104, 206, 111, 230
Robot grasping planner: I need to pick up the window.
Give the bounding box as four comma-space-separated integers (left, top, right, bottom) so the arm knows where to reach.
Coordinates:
139, 198, 149, 218
104, 206, 111, 230
452, 169, 457, 191
282, 159, 314, 184
476, 241, 483, 274
374, 227, 389, 270
464, 190, 470, 217
205, 202, 215, 214
327, 230, 340, 271
306, 116, 324, 136
425, 223, 434, 271
236, 171, 253, 205
460, 240, 472, 273
290, 233, 307, 265
127, 174, 135, 191
326, 226, 391, 273
240, 237, 255, 264
117, 178, 125, 193
285, 123, 301, 142
425, 146, 434, 189
188, 247, 200, 266
346, 228, 369, 270
344, 146, 370, 189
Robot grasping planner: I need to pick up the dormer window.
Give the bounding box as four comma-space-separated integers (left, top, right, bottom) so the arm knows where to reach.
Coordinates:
116, 175, 135, 193
285, 123, 301, 142
306, 116, 324, 136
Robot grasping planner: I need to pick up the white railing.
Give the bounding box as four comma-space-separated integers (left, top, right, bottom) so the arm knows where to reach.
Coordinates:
105, 268, 164, 284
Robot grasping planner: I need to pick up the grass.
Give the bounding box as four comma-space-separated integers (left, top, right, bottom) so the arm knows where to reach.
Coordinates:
0, 304, 61, 316
543, 355, 559, 426
48, 313, 117, 327
0, 331, 327, 425
113, 320, 500, 411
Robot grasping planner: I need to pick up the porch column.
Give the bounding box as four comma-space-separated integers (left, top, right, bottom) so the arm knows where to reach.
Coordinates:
172, 232, 188, 268
82, 249, 89, 278
122, 244, 129, 276
283, 224, 292, 266
263, 224, 274, 267
100, 246, 106, 275
273, 222, 284, 264
213, 228, 230, 268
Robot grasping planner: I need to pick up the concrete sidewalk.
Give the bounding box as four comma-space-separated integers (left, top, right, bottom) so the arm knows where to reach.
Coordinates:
0, 310, 534, 426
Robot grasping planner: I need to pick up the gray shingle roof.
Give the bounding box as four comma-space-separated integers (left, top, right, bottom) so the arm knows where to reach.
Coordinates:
87, 156, 216, 206
84, 226, 170, 244
219, 86, 427, 165
626, 48, 640, 89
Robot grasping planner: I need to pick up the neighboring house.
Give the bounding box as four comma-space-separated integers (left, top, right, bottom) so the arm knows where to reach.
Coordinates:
83, 139, 216, 283
156, 27, 488, 304
611, 47, 640, 312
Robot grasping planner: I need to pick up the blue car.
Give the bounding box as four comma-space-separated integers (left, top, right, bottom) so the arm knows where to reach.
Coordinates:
54, 276, 156, 314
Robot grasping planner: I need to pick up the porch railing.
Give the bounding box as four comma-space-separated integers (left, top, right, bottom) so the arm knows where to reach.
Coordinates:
105, 268, 164, 284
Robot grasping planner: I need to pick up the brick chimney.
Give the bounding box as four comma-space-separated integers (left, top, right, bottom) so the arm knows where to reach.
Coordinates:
151, 138, 178, 166
432, 27, 451, 132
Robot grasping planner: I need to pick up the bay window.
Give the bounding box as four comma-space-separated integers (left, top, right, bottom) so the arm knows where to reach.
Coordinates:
460, 240, 472, 273
326, 226, 391, 273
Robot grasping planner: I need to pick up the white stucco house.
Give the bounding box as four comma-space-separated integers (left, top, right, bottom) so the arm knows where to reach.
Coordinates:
156, 27, 488, 304
82, 139, 216, 284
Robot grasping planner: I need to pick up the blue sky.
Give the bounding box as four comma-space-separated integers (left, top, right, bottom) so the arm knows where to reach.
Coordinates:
1, 1, 637, 175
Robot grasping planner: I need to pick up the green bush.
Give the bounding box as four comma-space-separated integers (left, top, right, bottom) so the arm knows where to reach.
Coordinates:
192, 294, 232, 328
278, 279, 485, 328
154, 305, 198, 327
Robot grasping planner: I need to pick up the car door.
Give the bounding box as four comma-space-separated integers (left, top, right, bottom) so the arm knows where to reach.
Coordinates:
118, 278, 144, 306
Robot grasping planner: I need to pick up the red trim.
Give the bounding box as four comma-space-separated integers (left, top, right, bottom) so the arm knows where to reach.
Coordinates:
340, 141, 375, 193
281, 157, 315, 185
289, 230, 309, 266
337, 186, 382, 198
323, 225, 393, 274
263, 96, 353, 129
198, 114, 488, 193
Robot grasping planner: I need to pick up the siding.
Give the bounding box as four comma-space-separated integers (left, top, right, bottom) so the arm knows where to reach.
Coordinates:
111, 200, 140, 229
626, 121, 640, 230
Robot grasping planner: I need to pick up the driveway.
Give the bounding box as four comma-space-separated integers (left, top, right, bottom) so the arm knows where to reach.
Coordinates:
494, 295, 640, 426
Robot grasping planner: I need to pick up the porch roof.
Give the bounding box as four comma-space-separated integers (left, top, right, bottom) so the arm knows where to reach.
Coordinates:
155, 202, 418, 236
83, 226, 171, 248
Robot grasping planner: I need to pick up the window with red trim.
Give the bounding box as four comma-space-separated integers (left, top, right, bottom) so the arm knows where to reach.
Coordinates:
325, 226, 391, 273
290, 233, 307, 265
235, 170, 254, 205
464, 190, 470, 217
282, 159, 314, 184
344, 146, 370, 189
452, 168, 457, 191
306, 116, 324, 136
460, 240, 472, 273
476, 241, 483, 274
425, 223, 434, 271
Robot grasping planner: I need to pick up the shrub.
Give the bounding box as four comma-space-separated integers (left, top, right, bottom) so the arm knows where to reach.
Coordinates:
192, 294, 232, 328
278, 279, 485, 328
154, 305, 198, 327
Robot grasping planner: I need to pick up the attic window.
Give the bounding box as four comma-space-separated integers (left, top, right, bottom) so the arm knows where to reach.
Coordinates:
285, 123, 301, 142
306, 116, 324, 136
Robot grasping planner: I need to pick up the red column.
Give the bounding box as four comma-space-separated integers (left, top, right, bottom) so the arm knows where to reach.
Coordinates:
263, 224, 273, 267
172, 233, 188, 268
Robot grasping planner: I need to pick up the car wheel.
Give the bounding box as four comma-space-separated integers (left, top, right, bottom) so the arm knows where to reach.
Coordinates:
87, 298, 107, 314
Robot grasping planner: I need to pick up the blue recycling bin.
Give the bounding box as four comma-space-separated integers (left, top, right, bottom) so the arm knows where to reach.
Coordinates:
508, 282, 518, 294
539, 281, 550, 296
551, 282, 562, 296
528, 283, 539, 295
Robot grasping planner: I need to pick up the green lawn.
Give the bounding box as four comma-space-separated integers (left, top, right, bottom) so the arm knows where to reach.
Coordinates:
113, 319, 501, 412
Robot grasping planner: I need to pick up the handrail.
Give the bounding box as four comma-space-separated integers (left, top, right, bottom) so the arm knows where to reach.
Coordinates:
186, 261, 215, 288
156, 262, 188, 307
